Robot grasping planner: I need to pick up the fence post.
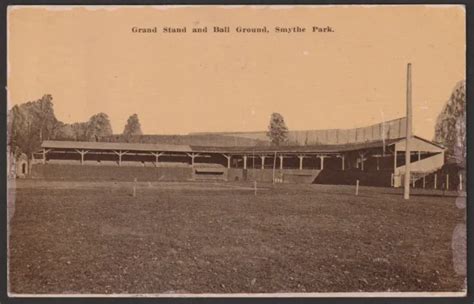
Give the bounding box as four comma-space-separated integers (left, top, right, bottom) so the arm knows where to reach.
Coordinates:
355, 180, 359, 196
133, 177, 137, 197
254, 180, 257, 196
459, 173, 463, 191
446, 174, 449, 191
434, 174, 437, 190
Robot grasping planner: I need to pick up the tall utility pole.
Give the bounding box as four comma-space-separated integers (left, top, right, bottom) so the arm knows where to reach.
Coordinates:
272, 151, 277, 183
404, 63, 412, 200
380, 110, 386, 156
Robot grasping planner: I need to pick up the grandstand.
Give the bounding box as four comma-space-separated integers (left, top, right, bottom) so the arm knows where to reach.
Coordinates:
30, 117, 446, 187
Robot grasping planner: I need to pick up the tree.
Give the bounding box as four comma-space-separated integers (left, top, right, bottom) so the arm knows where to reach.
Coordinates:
8, 94, 116, 160
434, 80, 466, 167
53, 114, 113, 142
35, 94, 57, 141
85, 113, 113, 141
9, 94, 59, 158
122, 114, 143, 142
267, 112, 289, 146
69, 122, 88, 141
54, 122, 76, 140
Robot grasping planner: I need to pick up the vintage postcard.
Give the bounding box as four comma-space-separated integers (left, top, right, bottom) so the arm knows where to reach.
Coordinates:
6, 5, 466, 297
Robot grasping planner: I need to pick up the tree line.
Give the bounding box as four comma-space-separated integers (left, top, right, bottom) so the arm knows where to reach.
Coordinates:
8, 95, 143, 158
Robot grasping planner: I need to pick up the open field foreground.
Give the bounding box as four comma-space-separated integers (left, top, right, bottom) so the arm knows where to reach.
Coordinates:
8, 180, 466, 294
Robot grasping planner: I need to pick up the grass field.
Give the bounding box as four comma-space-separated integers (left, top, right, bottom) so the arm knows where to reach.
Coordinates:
8, 179, 466, 294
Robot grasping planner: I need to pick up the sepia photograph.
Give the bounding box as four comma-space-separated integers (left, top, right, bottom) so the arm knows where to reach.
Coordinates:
6, 5, 467, 297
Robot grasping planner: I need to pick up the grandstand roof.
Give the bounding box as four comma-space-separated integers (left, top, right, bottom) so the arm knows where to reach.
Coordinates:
41, 136, 443, 155
41, 140, 193, 153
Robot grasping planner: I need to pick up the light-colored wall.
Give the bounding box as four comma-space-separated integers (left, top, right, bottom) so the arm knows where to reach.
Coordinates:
392, 137, 445, 187
395, 152, 444, 175
395, 137, 444, 153
393, 152, 444, 187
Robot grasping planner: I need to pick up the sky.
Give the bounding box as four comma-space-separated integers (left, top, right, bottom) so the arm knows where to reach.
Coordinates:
7, 5, 466, 139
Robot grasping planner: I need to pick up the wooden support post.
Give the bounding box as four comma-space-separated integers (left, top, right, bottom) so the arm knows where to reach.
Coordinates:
186, 153, 200, 167
41, 148, 51, 164
317, 156, 326, 170
423, 176, 426, 189
359, 153, 367, 171
418, 151, 421, 161
223, 154, 231, 169
243, 155, 247, 169
355, 180, 359, 196
459, 173, 463, 191
114, 150, 128, 166
446, 174, 449, 190
298, 155, 304, 170
434, 174, 437, 189
76, 149, 89, 165
341, 155, 345, 171
152, 152, 164, 167
261, 156, 266, 170
279, 155, 284, 170
394, 150, 397, 171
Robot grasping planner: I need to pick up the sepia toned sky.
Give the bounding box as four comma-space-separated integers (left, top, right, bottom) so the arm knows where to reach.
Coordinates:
7, 5, 465, 139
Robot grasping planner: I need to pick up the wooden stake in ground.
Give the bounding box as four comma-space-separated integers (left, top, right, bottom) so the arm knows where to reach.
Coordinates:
446, 174, 449, 191
404, 63, 413, 200
254, 180, 257, 196
355, 180, 359, 196
434, 174, 437, 190
133, 177, 137, 197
